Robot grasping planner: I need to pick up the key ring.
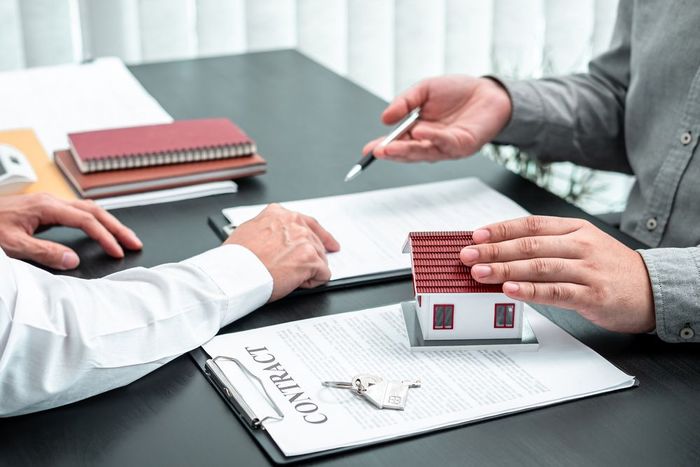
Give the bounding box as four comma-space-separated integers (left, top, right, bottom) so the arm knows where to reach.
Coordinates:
321, 380, 365, 393
353, 377, 366, 393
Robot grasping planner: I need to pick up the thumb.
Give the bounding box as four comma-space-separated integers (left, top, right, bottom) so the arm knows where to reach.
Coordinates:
382, 81, 429, 125
14, 237, 81, 270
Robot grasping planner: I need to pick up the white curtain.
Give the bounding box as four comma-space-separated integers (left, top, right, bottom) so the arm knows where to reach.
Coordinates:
0, 0, 619, 100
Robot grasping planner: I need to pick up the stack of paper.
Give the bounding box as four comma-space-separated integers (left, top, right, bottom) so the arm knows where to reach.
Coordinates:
0, 57, 173, 156
96, 181, 238, 210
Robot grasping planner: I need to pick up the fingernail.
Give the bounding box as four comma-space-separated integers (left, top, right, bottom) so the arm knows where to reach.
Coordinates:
503, 282, 520, 293
472, 229, 491, 243
460, 247, 479, 262
61, 252, 80, 270
471, 264, 492, 278
130, 229, 143, 249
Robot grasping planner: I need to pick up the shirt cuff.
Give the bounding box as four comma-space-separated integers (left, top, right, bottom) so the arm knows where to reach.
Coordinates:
638, 248, 700, 343
488, 77, 546, 146
184, 244, 273, 327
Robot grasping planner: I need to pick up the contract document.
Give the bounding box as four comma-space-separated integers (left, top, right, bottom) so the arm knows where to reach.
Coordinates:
222, 178, 530, 282
202, 304, 636, 457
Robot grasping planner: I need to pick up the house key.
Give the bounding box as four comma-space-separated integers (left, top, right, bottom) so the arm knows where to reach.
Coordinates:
322, 374, 421, 410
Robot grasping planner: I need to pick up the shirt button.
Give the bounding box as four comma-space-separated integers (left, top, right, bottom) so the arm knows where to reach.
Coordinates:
680, 131, 692, 145
680, 326, 695, 339
646, 217, 658, 231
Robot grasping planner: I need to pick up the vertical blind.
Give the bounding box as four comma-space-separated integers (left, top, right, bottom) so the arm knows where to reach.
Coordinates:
0, 0, 619, 101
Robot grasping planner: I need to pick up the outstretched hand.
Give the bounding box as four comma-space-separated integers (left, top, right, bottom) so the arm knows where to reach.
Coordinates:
363, 76, 512, 162
460, 216, 656, 333
0, 193, 143, 270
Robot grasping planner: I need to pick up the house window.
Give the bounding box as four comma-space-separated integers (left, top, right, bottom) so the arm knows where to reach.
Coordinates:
433, 304, 454, 330
494, 303, 515, 328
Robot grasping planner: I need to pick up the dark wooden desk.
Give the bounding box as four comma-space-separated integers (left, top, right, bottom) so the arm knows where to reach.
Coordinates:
1, 51, 698, 467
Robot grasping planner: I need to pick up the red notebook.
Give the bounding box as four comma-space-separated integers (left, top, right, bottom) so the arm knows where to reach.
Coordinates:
68, 118, 256, 173
55, 149, 266, 199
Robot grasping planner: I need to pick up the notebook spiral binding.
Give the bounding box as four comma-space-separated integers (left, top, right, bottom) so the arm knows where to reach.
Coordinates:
78, 143, 257, 173
204, 356, 284, 429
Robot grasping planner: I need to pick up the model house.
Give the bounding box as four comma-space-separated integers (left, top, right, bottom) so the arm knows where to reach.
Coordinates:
401, 231, 531, 348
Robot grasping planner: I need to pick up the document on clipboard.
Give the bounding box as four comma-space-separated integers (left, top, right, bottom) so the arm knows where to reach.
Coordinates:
221, 178, 530, 287
197, 304, 636, 462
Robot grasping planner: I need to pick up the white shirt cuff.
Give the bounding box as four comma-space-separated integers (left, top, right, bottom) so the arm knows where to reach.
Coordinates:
183, 244, 273, 327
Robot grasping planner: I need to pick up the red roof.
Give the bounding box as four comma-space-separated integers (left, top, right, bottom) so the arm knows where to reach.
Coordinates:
404, 231, 503, 294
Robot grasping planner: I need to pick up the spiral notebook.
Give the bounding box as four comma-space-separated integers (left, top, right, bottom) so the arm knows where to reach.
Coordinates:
68, 118, 256, 173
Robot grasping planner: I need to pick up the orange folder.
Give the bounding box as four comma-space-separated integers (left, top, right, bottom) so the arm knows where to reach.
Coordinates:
0, 129, 77, 200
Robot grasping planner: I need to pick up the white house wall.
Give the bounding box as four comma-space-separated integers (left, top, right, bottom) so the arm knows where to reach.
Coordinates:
419, 293, 523, 341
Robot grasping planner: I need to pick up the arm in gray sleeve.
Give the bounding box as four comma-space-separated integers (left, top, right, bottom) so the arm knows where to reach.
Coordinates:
494, 0, 633, 174
638, 247, 700, 343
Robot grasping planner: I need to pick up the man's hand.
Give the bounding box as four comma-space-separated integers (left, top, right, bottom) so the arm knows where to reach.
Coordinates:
363, 76, 512, 163
459, 216, 656, 333
225, 204, 340, 301
0, 193, 143, 270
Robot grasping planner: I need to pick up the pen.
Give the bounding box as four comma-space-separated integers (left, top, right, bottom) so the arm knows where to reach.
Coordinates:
344, 107, 421, 182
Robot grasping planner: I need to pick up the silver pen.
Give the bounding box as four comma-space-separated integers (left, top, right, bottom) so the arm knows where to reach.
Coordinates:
344, 107, 421, 182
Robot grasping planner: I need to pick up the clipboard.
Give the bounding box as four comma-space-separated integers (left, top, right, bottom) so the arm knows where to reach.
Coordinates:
207, 214, 412, 295
191, 346, 639, 465
190, 347, 367, 464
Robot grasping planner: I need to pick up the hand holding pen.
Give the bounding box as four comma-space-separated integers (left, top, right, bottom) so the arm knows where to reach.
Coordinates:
356, 76, 513, 169
345, 107, 421, 181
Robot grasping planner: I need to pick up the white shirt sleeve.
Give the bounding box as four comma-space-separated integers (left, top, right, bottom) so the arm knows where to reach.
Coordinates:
0, 244, 273, 417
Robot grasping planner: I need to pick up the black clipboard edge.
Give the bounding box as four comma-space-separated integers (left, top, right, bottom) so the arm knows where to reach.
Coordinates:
208, 214, 234, 241
289, 268, 410, 297
190, 347, 639, 465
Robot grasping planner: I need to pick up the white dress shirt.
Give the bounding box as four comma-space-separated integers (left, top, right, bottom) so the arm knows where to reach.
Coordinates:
0, 244, 273, 417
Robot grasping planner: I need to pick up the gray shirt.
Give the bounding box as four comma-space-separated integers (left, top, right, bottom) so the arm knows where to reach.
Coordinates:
495, 0, 699, 343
